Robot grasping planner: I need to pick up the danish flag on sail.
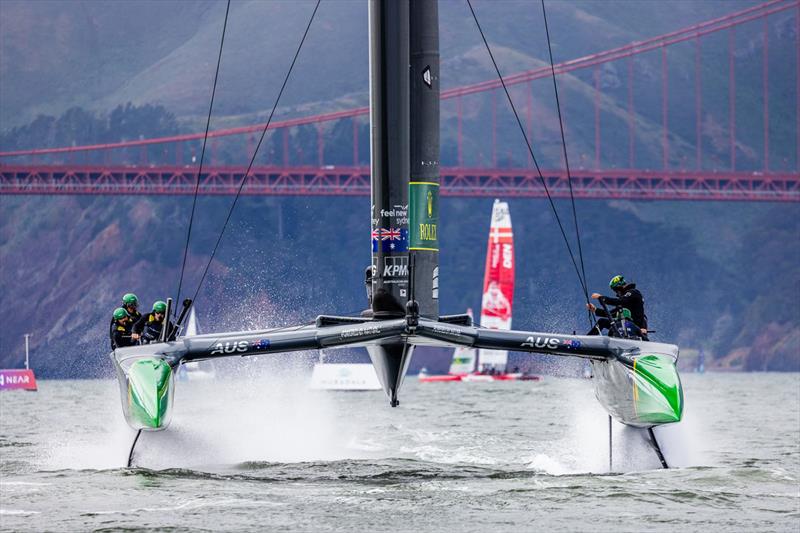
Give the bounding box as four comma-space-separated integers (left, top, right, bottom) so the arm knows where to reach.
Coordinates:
478, 199, 514, 370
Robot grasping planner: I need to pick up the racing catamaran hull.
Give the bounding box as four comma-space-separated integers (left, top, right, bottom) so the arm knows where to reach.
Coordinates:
113, 348, 175, 430
592, 352, 683, 428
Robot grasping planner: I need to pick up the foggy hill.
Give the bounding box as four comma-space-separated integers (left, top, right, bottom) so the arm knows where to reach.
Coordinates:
2, 0, 796, 170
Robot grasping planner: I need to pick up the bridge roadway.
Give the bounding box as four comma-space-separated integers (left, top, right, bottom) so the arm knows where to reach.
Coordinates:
1, 164, 797, 202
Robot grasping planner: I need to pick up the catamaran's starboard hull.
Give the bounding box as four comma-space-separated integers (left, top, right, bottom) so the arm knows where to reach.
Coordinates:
591, 353, 683, 428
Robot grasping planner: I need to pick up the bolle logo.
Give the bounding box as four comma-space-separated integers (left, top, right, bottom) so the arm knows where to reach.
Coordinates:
210, 340, 249, 355
520, 336, 560, 350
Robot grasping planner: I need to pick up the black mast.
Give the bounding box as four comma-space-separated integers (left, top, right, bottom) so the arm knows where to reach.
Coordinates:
409, 0, 440, 319
369, 0, 410, 317
367, 0, 439, 406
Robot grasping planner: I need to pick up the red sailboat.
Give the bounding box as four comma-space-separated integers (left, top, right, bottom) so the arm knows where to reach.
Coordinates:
420, 200, 539, 383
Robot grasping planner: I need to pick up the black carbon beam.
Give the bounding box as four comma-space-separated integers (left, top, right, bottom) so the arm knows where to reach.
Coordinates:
114, 316, 675, 411
120, 317, 645, 371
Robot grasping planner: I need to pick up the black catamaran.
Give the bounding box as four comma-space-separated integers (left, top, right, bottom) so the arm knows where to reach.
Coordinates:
112, 0, 683, 467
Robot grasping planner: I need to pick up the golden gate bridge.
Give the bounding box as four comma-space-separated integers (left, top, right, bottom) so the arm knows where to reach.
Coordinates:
1, 0, 798, 202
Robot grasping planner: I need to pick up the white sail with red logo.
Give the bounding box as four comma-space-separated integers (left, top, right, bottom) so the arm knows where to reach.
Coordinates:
478, 199, 514, 371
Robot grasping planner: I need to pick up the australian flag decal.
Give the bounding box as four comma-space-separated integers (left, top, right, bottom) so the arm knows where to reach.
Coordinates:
372, 227, 409, 253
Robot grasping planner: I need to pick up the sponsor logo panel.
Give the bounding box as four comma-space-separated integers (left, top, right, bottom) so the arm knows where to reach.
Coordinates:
0, 369, 37, 390
383, 256, 409, 278
409, 182, 439, 251
518, 336, 580, 350
210, 340, 249, 355
340, 325, 381, 340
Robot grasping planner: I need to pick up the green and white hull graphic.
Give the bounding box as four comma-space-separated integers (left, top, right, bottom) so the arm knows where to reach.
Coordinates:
113, 351, 175, 431
592, 350, 683, 428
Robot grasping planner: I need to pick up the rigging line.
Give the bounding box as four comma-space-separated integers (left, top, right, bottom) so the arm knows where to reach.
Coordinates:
465, 0, 589, 299
175, 0, 232, 317
188, 0, 322, 307
540, 0, 595, 328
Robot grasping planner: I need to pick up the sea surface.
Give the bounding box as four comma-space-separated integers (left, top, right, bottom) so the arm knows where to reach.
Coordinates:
1, 372, 798, 532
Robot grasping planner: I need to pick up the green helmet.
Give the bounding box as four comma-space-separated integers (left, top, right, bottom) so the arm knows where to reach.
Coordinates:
614, 307, 632, 320
122, 293, 139, 307
152, 300, 167, 314
113, 307, 129, 321
609, 275, 626, 290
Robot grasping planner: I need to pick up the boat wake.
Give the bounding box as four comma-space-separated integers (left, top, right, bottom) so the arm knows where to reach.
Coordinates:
38, 375, 705, 475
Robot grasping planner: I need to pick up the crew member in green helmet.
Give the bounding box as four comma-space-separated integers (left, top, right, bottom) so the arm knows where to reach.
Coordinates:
132, 300, 176, 344
110, 308, 135, 350
586, 275, 648, 340
121, 293, 142, 323
110, 293, 142, 349
612, 307, 645, 339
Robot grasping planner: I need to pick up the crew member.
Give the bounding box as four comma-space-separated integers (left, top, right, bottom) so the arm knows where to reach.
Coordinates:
613, 307, 644, 339
110, 293, 142, 349
122, 293, 142, 323
586, 275, 648, 340
132, 300, 176, 344
110, 308, 135, 350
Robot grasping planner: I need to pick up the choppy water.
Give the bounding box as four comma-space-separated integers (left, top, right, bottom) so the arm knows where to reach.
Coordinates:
1, 372, 798, 532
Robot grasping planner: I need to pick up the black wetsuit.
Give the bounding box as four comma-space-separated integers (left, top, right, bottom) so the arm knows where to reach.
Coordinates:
110, 321, 135, 350
109, 308, 141, 350
589, 284, 648, 339
132, 312, 176, 344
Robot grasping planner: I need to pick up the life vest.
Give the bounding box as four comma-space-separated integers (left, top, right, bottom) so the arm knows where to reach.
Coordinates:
141, 313, 164, 342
